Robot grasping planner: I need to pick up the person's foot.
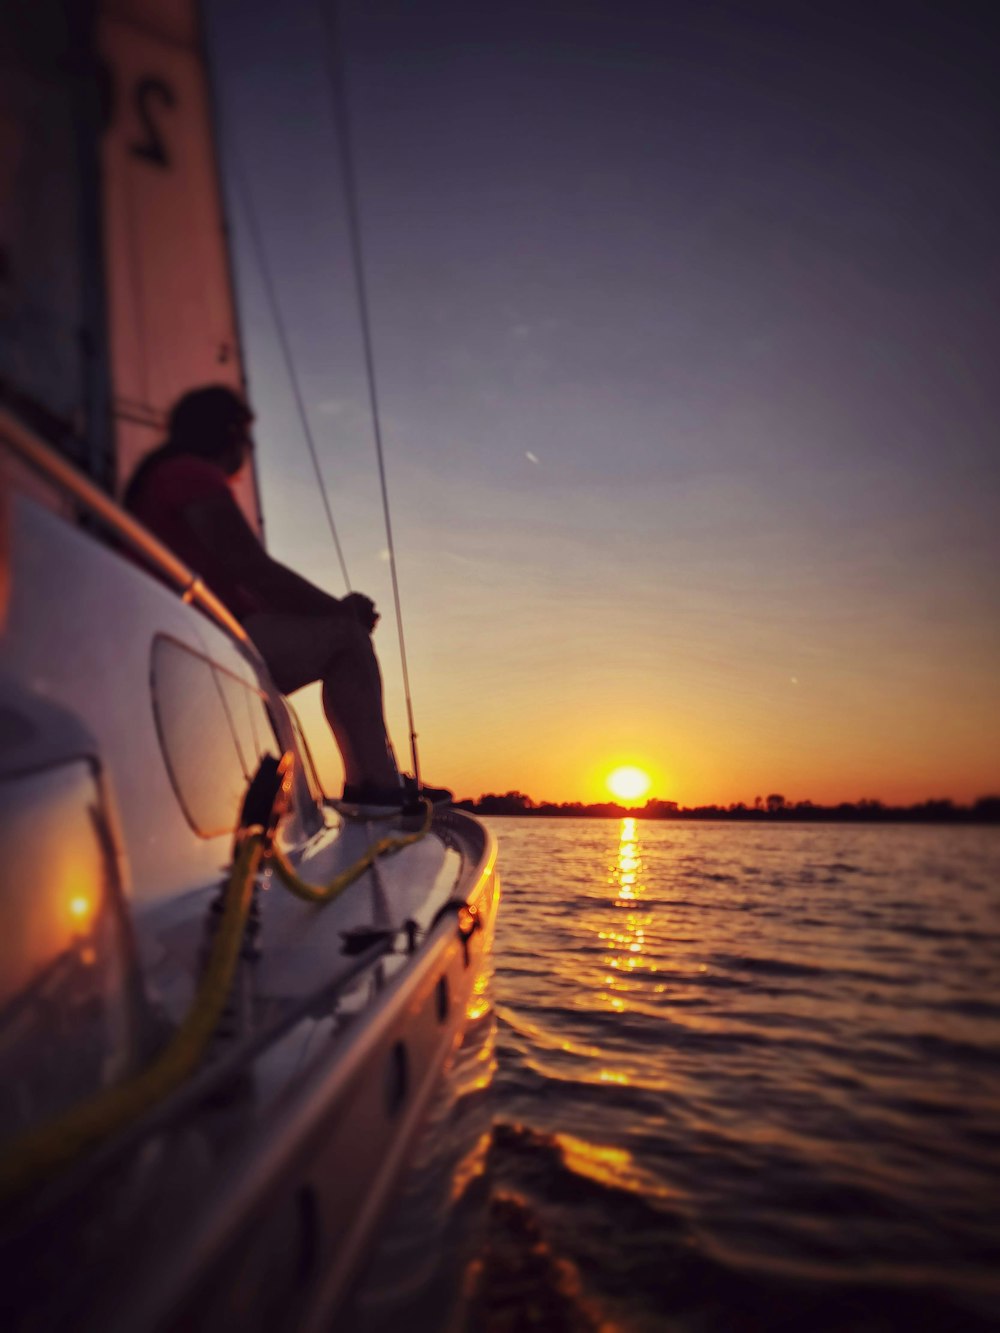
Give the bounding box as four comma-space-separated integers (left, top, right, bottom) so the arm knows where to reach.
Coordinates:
339, 777, 452, 815
401, 776, 452, 807
339, 780, 401, 810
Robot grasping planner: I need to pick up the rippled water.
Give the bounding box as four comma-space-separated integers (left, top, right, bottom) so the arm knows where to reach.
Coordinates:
470, 818, 1000, 1332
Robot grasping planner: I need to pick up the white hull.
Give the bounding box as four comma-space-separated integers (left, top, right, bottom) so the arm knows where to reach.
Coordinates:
0, 414, 500, 1329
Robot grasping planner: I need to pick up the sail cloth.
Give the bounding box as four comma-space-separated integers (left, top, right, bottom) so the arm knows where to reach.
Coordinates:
0, 2, 100, 468
99, 0, 262, 534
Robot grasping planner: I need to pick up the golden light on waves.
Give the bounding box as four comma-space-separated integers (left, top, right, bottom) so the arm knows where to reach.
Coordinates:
606, 765, 652, 801
593, 817, 653, 1043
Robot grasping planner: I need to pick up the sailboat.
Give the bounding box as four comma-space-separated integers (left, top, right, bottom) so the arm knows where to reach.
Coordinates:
0, 2, 500, 1328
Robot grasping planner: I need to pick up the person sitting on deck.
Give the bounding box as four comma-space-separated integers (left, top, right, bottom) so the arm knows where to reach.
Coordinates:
124, 384, 445, 811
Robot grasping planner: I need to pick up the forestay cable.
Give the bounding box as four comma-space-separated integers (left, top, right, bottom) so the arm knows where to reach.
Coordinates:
320, 0, 421, 786
225, 133, 353, 591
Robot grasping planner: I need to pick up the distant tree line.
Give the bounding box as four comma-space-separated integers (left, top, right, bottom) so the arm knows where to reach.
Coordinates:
454, 791, 1000, 823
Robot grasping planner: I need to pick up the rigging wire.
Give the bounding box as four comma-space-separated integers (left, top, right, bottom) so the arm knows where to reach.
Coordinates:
223, 131, 353, 591
320, 0, 421, 786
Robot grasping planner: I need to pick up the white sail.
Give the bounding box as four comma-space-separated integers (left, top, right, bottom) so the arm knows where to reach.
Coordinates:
99, 0, 262, 531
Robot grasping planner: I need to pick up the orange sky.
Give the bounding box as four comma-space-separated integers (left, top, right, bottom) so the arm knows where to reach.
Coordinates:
281, 515, 999, 808
217, 2, 1000, 811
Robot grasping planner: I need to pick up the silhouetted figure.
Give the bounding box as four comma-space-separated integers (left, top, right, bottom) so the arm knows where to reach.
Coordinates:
126, 385, 441, 808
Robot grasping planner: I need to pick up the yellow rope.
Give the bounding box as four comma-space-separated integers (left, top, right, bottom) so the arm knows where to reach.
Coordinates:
0, 800, 434, 1203
269, 798, 433, 904
0, 831, 263, 1202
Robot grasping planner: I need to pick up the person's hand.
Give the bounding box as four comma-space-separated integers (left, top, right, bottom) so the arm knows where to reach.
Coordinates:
342, 591, 379, 633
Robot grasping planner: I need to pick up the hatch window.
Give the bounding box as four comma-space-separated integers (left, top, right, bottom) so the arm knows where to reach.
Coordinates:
151, 636, 255, 837
285, 700, 326, 802
213, 666, 279, 782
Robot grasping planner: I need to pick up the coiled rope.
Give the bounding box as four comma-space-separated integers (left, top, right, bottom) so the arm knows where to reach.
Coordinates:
0, 801, 431, 1203
268, 800, 431, 904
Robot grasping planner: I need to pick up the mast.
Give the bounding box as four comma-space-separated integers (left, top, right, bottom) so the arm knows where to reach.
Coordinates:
97, 0, 262, 533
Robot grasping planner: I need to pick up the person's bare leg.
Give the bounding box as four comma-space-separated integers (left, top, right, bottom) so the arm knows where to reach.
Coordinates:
320, 623, 397, 789
243, 611, 398, 791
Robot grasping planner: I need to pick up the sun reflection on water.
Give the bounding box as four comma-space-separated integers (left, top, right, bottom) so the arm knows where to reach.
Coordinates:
593, 818, 659, 1066
466, 967, 492, 1022
554, 1131, 673, 1201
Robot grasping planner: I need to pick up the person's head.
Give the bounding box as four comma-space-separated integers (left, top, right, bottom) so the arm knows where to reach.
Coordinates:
167, 385, 254, 476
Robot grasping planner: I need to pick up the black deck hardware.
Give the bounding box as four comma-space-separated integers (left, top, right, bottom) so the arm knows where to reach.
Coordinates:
428, 899, 481, 966
341, 927, 396, 956
237, 752, 293, 849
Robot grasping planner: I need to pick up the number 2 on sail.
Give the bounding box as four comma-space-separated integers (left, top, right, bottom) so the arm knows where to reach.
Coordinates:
130, 77, 175, 168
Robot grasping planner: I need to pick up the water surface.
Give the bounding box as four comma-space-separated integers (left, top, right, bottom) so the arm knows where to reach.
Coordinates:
471, 819, 1000, 1331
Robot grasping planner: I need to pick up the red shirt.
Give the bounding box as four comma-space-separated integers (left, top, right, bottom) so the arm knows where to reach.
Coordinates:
128, 454, 261, 621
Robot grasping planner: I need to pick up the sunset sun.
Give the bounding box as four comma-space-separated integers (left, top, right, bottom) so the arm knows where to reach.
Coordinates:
606, 766, 652, 802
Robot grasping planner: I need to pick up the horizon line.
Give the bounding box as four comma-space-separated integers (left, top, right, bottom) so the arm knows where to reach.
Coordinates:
455, 791, 1000, 815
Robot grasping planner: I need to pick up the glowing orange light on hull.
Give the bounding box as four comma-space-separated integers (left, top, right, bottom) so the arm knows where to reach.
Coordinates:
69, 894, 93, 924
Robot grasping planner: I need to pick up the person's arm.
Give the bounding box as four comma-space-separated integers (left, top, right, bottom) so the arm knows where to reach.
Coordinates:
181, 492, 377, 627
